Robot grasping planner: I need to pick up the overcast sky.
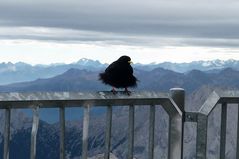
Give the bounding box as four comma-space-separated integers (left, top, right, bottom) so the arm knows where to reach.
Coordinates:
0, 0, 239, 64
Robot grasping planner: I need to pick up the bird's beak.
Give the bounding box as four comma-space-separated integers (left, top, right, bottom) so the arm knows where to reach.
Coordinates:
128, 60, 133, 64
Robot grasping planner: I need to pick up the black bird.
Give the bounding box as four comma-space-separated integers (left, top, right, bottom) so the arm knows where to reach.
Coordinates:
99, 55, 138, 95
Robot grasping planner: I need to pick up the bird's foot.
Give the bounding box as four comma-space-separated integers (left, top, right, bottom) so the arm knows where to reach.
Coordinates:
124, 88, 131, 96
111, 88, 117, 95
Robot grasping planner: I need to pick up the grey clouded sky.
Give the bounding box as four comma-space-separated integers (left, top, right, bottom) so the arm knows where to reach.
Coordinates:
0, 0, 239, 64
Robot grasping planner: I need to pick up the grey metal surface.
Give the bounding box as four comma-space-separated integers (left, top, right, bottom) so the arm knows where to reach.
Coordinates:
104, 105, 112, 159
60, 106, 65, 159
168, 114, 183, 159
0, 90, 239, 159
0, 91, 167, 101
128, 105, 135, 159
219, 91, 239, 103
3, 108, 10, 159
170, 88, 185, 159
220, 103, 227, 159
82, 105, 90, 159
0, 92, 170, 109
184, 112, 198, 122
196, 114, 208, 159
169, 88, 185, 112
165, 97, 183, 159
148, 105, 155, 159
30, 106, 39, 159
0, 91, 184, 159
217, 90, 239, 98
237, 104, 239, 159
199, 91, 221, 116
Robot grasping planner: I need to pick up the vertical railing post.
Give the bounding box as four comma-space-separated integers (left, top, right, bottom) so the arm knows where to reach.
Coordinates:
104, 105, 112, 159
170, 88, 185, 113
196, 114, 208, 159
60, 106, 65, 159
82, 104, 90, 159
236, 104, 239, 159
4, 108, 11, 159
128, 105, 135, 159
220, 103, 227, 159
30, 106, 40, 159
148, 105, 155, 159
170, 88, 185, 159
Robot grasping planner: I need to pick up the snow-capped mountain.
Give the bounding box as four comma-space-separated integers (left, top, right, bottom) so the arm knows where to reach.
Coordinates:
75, 58, 102, 66
0, 58, 238, 85
135, 59, 239, 72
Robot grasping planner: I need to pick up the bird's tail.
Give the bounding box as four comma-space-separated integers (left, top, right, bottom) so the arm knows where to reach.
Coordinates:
99, 73, 104, 80
99, 73, 107, 83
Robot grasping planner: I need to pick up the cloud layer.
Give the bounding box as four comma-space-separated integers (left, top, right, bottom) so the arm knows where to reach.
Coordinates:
1, 0, 239, 47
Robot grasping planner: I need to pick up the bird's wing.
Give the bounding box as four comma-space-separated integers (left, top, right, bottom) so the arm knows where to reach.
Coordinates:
105, 61, 120, 74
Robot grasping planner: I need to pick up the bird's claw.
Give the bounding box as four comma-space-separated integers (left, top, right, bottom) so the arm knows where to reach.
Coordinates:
124, 88, 131, 96
111, 89, 117, 95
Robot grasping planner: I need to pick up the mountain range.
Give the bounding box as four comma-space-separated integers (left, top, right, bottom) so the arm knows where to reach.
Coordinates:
0, 67, 238, 94
0, 58, 239, 85
0, 62, 239, 158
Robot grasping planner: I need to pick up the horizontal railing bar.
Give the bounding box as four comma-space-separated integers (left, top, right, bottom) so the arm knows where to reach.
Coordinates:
219, 98, 239, 104
217, 91, 239, 97
0, 98, 173, 109
0, 91, 169, 101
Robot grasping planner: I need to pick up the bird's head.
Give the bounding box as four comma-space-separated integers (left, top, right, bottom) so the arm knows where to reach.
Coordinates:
118, 56, 133, 65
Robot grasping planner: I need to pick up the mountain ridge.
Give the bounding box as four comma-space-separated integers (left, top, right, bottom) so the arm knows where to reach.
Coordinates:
0, 67, 239, 94
0, 58, 239, 85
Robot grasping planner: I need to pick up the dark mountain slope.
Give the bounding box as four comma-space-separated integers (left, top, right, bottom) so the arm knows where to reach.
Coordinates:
1, 67, 239, 94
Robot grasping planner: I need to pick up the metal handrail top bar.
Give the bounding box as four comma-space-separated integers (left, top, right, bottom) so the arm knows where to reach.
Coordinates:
218, 91, 239, 103
0, 91, 172, 108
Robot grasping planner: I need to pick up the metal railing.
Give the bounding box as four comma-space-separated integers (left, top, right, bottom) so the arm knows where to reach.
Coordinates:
1, 89, 239, 159
0, 90, 183, 159
184, 90, 239, 159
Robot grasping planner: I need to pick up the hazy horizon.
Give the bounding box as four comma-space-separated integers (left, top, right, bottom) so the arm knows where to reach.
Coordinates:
0, 57, 239, 66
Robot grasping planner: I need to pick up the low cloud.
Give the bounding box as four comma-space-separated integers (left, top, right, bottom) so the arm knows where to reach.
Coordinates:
1, 0, 239, 48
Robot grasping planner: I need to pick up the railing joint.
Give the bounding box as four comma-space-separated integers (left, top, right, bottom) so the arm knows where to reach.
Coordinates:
184, 112, 198, 122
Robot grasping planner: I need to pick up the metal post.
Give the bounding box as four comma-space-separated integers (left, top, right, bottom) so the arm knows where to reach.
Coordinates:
60, 106, 65, 159
196, 114, 208, 159
30, 106, 40, 159
236, 104, 239, 159
220, 103, 227, 159
82, 105, 90, 159
170, 88, 185, 113
170, 88, 185, 159
148, 105, 155, 159
128, 105, 135, 159
4, 108, 11, 159
104, 105, 112, 159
